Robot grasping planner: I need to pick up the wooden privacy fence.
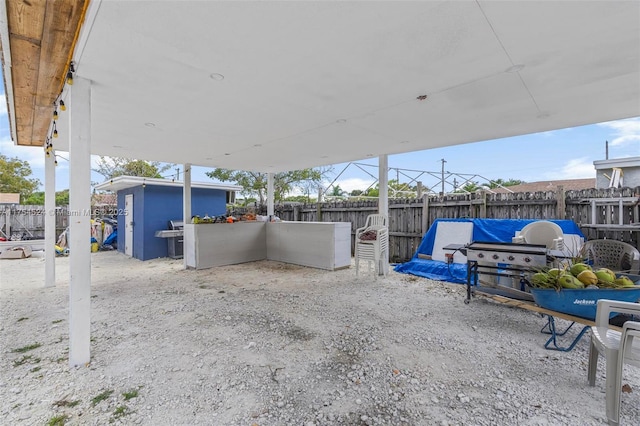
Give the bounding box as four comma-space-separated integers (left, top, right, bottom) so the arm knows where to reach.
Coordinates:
4, 186, 639, 260
235, 186, 640, 262
0, 205, 69, 240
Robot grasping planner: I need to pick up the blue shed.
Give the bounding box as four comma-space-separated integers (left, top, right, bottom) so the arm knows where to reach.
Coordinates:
94, 176, 241, 261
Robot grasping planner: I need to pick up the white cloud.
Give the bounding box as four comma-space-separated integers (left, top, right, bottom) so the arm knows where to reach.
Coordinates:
543, 157, 595, 180
0, 135, 45, 168
333, 177, 376, 193
597, 117, 640, 147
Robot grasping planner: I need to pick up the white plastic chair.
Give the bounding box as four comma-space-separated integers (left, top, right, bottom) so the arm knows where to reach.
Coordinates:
581, 239, 640, 275
587, 299, 640, 425
512, 220, 564, 250
355, 214, 389, 278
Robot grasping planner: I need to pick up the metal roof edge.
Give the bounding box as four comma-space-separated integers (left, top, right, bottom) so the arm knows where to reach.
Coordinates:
94, 175, 243, 192
593, 156, 640, 169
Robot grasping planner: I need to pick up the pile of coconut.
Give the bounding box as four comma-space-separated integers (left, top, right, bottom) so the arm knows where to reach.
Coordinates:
529, 263, 636, 290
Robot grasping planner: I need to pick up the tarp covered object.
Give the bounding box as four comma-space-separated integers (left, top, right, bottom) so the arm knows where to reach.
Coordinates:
394, 218, 585, 284
103, 229, 117, 246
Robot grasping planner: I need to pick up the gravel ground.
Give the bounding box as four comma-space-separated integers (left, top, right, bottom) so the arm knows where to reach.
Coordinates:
1, 251, 639, 425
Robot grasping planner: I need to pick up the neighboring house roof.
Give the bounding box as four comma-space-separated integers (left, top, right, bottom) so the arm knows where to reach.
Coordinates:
92, 193, 117, 206
94, 176, 242, 192
0, 193, 20, 204
492, 178, 596, 194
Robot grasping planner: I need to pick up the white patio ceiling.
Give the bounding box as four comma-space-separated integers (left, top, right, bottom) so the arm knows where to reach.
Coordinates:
51, 1, 640, 173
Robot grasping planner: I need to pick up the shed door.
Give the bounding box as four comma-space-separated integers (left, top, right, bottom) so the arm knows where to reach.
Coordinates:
125, 194, 133, 256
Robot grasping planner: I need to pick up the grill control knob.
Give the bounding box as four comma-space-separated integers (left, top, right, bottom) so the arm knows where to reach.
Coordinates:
508, 255, 515, 261
477, 253, 484, 259
492, 254, 499, 260
523, 257, 531, 263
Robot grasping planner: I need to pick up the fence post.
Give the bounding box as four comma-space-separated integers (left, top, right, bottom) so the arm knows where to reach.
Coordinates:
293, 205, 300, 221
556, 185, 565, 219
416, 181, 423, 199
421, 194, 429, 235
479, 190, 487, 218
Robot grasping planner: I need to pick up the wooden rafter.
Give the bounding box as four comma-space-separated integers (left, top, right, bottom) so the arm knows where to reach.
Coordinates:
4, 0, 87, 147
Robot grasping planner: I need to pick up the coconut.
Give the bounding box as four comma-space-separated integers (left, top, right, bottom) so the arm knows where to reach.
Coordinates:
614, 276, 636, 288
558, 274, 585, 289
570, 263, 591, 277
530, 272, 550, 287
577, 270, 598, 286
547, 268, 562, 278
595, 269, 616, 283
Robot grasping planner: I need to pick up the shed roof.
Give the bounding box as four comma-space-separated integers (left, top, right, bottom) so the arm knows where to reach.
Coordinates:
94, 176, 242, 192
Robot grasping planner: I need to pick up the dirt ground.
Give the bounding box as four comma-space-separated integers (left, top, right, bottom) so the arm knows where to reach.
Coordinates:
1, 251, 639, 425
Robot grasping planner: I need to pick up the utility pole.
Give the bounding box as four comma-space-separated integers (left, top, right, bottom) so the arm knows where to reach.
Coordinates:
441, 158, 447, 195
176, 167, 180, 181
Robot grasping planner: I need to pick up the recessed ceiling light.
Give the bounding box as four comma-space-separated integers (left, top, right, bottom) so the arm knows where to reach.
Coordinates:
336, 119, 347, 124
506, 64, 525, 73
144, 122, 155, 127
210, 73, 225, 81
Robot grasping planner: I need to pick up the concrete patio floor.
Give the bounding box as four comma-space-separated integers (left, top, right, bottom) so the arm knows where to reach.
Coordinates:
1, 251, 639, 425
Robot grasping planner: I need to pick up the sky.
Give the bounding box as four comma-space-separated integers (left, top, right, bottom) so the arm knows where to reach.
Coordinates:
1, 87, 639, 195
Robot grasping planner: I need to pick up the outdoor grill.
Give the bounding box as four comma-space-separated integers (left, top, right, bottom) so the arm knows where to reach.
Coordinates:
464, 241, 551, 303
465, 241, 549, 267
154, 220, 184, 259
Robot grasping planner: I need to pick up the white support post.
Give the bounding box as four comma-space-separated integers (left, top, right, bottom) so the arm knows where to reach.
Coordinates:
44, 150, 56, 287
378, 155, 389, 275
183, 163, 191, 269
267, 172, 275, 219
68, 76, 92, 367
378, 155, 389, 216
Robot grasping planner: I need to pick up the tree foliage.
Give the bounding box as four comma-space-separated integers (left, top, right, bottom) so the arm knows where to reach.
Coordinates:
455, 178, 525, 193
329, 185, 345, 197
488, 178, 524, 189
206, 167, 332, 204
0, 154, 40, 203
93, 157, 173, 180
23, 189, 69, 206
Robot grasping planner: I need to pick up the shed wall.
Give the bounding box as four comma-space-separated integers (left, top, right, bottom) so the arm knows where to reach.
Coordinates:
116, 185, 228, 260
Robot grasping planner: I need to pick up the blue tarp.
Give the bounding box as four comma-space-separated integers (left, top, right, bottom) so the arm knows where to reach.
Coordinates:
394, 218, 585, 284
103, 229, 117, 246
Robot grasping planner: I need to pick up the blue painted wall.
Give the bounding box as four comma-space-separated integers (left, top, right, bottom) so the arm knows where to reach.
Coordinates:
116, 185, 229, 260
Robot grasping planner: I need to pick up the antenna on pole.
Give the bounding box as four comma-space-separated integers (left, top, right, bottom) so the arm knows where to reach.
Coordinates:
605, 140, 609, 160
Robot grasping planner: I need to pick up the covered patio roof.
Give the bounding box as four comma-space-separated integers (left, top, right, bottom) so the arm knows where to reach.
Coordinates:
2, 0, 639, 173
